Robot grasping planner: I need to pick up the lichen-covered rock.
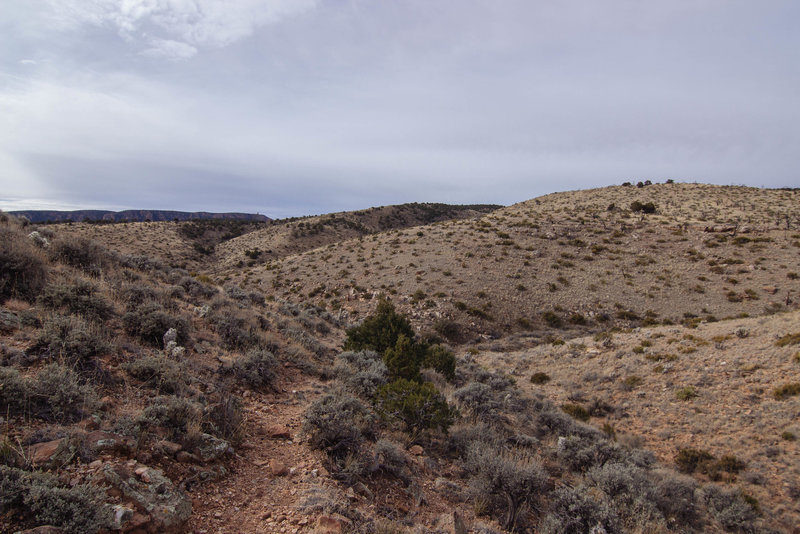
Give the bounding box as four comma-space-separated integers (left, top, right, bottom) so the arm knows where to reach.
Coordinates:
102, 464, 192, 532
84, 431, 136, 457
192, 433, 230, 463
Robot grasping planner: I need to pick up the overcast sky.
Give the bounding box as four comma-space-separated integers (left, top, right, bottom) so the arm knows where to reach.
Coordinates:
1, 1, 798, 218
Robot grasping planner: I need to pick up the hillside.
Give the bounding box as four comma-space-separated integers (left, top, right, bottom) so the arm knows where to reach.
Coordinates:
232, 183, 799, 343
1, 183, 799, 534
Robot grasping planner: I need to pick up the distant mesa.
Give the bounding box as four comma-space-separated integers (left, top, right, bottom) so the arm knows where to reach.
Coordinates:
9, 209, 271, 224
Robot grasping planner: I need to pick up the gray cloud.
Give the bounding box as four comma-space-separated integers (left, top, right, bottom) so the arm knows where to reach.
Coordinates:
1, 1, 798, 217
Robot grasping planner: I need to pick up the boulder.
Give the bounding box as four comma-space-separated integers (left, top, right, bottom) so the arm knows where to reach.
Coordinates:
28, 439, 73, 469
192, 433, 230, 463
265, 425, 292, 439
102, 464, 192, 532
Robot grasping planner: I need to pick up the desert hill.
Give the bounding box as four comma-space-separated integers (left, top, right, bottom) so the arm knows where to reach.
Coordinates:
1, 183, 799, 534
232, 183, 799, 343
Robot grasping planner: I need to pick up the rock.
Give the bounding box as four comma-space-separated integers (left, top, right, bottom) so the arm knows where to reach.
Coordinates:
192, 433, 230, 463
270, 461, 289, 476
103, 464, 192, 532
408, 445, 424, 456
266, 425, 292, 439
0, 309, 20, 334
156, 440, 183, 457
176, 451, 200, 464
762, 286, 779, 294
162, 328, 178, 346
315, 514, 352, 534
111, 504, 134, 530
15, 527, 63, 534
84, 431, 136, 457
28, 439, 73, 469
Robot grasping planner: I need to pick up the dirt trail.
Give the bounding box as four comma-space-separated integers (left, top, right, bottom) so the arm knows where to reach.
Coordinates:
188, 376, 330, 534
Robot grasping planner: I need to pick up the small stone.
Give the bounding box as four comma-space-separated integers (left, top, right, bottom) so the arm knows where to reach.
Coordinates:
270, 461, 289, 476
214, 511, 223, 519
89, 460, 103, 469
409, 445, 424, 456
316, 514, 352, 534
266, 425, 291, 439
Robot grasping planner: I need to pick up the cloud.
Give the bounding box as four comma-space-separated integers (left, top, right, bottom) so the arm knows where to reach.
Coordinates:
44, 0, 318, 57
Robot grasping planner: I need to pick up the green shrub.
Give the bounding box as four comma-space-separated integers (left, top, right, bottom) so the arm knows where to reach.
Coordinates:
382, 334, 425, 381
775, 332, 800, 347
0, 465, 111, 534
530, 372, 551, 384
542, 311, 562, 328
123, 303, 189, 347
422, 344, 456, 380
675, 386, 698, 401
344, 299, 415, 354
377, 378, 455, 435
561, 403, 590, 422
569, 313, 587, 325
675, 448, 715, 474
0, 228, 48, 303
773, 382, 800, 400
232, 348, 278, 390
630, 201, 657, 214
124, 355, 186, 394
38, 280, 114, 321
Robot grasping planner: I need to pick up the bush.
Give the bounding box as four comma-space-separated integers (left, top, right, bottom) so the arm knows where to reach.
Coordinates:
630, 201, 657, 214
0, 465, 111, 534
530, 372, 551, 384
675, 386, 698, 401
0, 366, 27, 413
209, 310, 261, 350
30, 364, 97, 423
373, 439, 411, 482
703, 485, 759, 532
303, 393, 377, 455
123, 303, 189, 347
177, 275, 218, 300
377, 379, 455, 435
382, 334, 426, 381
334, 350, 388, 398
466, 443, 548, 531
38, 280, 114, 321
0, 227, 48, 303
539, 485, 620, 534
561, 403, 590, 422
124, 355, 186, 394
33, 315, 110, 373
422, 344, 456, 379
557, 434, 626, 472
204, 393, 245, 444
50, 237, 107, 275
344, 299, 415, 355
453, 382, 503, 422
773, 382, 800, 400
542, 311, 563, 328
233, 348, 278, 390
675, 448, 715, 474
138, 395, 202, 440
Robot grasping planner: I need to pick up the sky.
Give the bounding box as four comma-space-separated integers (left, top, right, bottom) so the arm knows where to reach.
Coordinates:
1, 1, 798, 218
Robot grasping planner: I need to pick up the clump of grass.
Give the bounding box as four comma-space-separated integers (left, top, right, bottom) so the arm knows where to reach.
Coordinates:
775, 332, 800, 347
773, 382, 800, 400
676, 386, 698, 401
530, 372, 551, 385
561, 403, 590, 422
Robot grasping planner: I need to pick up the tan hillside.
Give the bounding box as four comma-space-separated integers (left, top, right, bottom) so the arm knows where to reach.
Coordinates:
232, 183, 800, 342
